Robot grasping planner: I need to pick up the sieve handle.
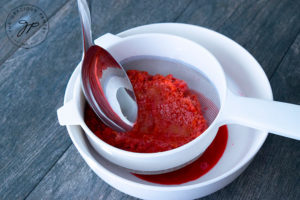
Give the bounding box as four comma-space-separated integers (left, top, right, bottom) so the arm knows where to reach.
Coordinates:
221, 90, 300, 140
57, 99, 83, 126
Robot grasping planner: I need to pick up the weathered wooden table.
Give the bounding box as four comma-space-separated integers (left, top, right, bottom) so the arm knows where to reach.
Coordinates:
0, 0, 299, 199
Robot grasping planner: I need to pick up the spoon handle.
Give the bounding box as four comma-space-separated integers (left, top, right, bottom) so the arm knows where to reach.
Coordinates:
77, 0, 93, 52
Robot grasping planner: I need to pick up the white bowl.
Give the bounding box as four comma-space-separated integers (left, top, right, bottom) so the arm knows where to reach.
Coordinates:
62, 23, 272, 200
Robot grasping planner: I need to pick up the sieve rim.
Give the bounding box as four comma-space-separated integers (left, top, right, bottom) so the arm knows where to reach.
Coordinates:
79, 32, 228, 158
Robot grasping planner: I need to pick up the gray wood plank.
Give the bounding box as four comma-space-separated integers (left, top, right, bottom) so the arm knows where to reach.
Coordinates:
0, 0, 192, 199
271, 33, 300, 104
90, 0, 193, 36
217, 0, 300, 78
0, 0, 70, 65
1, 0, 299, 199
176, 0, 246, 30
0, 1, 78, 199
178, 0, 300, 78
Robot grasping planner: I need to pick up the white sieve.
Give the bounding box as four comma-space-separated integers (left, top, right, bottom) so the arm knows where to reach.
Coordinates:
57, 33, 300, 174
121, 55, 221, 127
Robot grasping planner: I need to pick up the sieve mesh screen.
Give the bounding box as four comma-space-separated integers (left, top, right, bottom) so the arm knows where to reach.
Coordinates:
121, 56, 220, 127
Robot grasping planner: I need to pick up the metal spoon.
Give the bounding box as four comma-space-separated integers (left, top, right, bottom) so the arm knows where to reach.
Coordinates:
77, 0, 138, 132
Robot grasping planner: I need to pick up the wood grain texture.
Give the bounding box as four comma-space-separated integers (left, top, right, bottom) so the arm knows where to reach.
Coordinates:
218, 0, 300, 78
90, 0, 193, 36
0, 1, 79, 199
0, 0, 299, 199
271, 33, 300, 104
176, 0, 246, 30
0, 0, 70, 65
177, 0, 300, 78
0, 0, 192, 199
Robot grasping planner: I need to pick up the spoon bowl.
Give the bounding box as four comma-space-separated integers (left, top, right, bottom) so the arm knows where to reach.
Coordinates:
77, 0, 137, 132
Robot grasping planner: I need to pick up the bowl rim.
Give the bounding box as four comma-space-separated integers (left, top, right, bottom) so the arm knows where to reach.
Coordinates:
65, 23, 272, 191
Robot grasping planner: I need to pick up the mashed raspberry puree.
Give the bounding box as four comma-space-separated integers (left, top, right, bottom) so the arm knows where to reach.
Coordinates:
84, 70, 208, 153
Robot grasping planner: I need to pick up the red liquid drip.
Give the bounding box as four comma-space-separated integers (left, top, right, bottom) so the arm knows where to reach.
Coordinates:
133, 125, 228, 185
